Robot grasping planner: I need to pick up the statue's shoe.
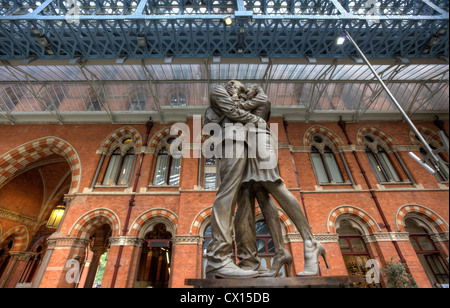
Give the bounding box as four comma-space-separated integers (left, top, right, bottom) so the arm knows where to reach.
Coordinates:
206, 262, 260, 279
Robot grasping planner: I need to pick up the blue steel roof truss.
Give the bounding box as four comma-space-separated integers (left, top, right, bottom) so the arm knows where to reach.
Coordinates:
0, 0, 448, 60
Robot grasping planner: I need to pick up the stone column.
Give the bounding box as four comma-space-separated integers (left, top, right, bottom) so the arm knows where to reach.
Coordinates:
101, 236, 143, 288
38, 234, 89, 288
0, 251, 34, 288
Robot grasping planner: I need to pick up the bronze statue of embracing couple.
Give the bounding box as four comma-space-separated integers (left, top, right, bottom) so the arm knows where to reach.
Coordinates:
203, 80, 329, 279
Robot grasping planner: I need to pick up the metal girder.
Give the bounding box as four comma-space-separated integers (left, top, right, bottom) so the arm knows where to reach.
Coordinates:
352, 63, 410, 121
305, 61, 339, 122
0, 0, 448, 61
1, 60, 64, 123
76, 62, 116, 123
141, 59, 164, 122
407, 70, 450, 115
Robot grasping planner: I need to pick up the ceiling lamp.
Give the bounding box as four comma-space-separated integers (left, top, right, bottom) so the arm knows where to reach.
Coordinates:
336, 35, 346, 45
223, 16, 233, 26
46, 204, 66, 229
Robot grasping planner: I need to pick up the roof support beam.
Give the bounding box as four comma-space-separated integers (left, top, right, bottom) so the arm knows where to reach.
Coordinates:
305, 61, 339, 122
77, 63, 116, 123
141, 60, 165, 123
1, 61, 64, 123
352, 63, 410, 121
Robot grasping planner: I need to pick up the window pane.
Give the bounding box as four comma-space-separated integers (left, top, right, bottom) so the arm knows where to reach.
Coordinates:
311, 153, 329, 183
153, 154, 169, 185
366, 151, 386, 182
339, 238, 351, 252
205, 157, 216, 165
409, 238, 420, 251
323, 152, 344, 183
379, 152, 401, 182
435, 157, 449, 181
417, 236, 436, 251
102, 155, 121, 185
255, 221, 270, 236
426, 255, 447, 275
267, 239, 275, 253
204, 173, 216, 190
168, 157, 181, 186
350, 238, 366, 252
256, 239, 266, 254
117, 154, 134, 185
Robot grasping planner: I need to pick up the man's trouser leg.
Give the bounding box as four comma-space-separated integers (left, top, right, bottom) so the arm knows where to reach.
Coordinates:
234, 184, 260, 270
206, 143, 248, 272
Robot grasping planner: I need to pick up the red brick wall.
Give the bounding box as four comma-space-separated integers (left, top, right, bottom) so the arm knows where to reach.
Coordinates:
0, 118, 448, 288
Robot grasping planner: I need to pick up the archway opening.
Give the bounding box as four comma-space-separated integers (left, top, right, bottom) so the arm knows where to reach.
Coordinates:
79, 224, 112, 288
337, 219, 379, 288
136, 223, 172, 288
405, 218, 449, 288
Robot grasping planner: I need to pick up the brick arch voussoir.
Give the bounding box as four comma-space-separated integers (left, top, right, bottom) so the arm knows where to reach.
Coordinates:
129, 208, 179, 238
356, 125, 398, 147
409, 125, 443, 147
100, 126, 143, 152
190, 207, 213, 236
0, 225, 29, 252
68, 209, 121, 240
0, 137, 81, 194
303, 125, 343, 147
147, 126, 173, 150
395, 204, 449, 233
327, 206, 381, 234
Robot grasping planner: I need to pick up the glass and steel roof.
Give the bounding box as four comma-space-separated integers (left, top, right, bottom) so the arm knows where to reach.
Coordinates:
0, 1, 448, 124
0, 60, 448, 124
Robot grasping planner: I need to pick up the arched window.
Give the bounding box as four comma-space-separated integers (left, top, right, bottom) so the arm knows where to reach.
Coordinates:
203, 143, 220, 190
152, 137, 182, 186
363, 134, 401, 183
337, 219, 378, 288
0, 237, 13, 281
101, 138, 136, 186
136, 223, 172, 288
309, 134, 348, 184
170, 92, 187, 107
129, 93, 147, 111
414, 133, 449, 182
202, 224, 212, 278
86, 86, 103, 111
405, 218, 449, 288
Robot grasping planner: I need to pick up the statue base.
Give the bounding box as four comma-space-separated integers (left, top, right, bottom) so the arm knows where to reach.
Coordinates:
185, 275, 364, 288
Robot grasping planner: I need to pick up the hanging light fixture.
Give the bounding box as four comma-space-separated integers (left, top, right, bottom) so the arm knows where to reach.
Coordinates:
46, 204, 66, 229
223, 16, 233, 26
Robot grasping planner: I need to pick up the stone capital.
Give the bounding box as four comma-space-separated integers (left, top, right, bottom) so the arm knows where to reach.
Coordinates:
109, 236, 144, 247
46, 233, 89, 249
172, 235, 203, 246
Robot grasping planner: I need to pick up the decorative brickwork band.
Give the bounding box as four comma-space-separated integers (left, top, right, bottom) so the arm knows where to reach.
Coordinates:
327, 205, 381, 234
356, 125, 397, 147
128, 208, 178, 238
99, 126, 143, 154
303, 125, 344, 147
0, 225, 29, 252
147, 126, 172, 151
190, 206, 212, 235
0, 137, 81, 194
68, 208, 121, 240
395, 204, 449, 233
409, 125, 444, 147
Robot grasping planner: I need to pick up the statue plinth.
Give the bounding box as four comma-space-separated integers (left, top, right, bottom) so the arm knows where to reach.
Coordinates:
185, 275, 364, 288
